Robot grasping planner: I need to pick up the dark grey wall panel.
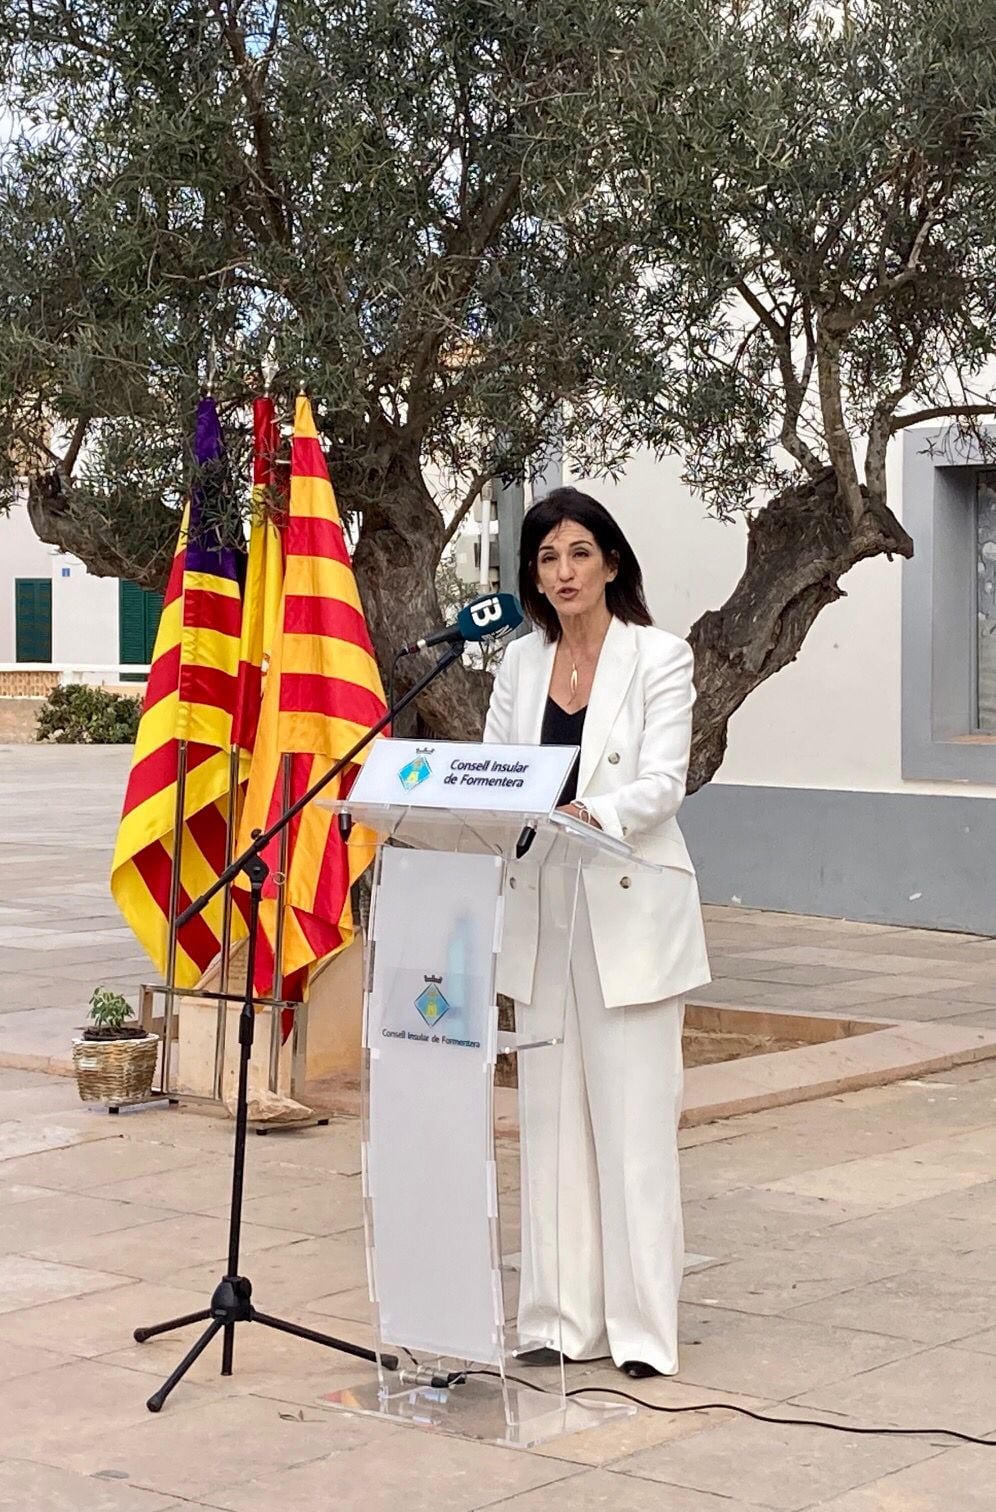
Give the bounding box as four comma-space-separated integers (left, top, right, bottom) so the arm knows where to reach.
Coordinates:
681, 783, 996, 937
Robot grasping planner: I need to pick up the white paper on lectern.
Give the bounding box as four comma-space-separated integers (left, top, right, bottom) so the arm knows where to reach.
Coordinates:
352, 737, 576, 813
365, 845, 505, 1364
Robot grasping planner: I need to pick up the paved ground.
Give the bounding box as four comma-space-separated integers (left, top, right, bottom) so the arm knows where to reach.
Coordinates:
0, 1061, 994, 1508
0, 745, 157, 1066
1, 744, 995, 1506
5, 743, 996, 1070
705, 910, 996, 1032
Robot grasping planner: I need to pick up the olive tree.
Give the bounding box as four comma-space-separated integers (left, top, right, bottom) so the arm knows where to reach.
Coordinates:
3, 0, 996, 784
601, 0, 996, 785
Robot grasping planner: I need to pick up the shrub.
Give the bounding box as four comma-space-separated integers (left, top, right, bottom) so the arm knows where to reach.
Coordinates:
36, 683, 141, 744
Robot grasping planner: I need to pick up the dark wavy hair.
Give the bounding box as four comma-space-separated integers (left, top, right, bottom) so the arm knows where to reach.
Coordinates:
518, 486, 653, 641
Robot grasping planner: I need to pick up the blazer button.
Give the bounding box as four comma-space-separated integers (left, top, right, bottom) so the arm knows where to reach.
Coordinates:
509, 877, 517, 889
620, 876, 631, 889
608, 751, 620, 764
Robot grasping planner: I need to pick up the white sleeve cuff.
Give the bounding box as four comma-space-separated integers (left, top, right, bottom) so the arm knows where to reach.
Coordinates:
583, 795, 624, 840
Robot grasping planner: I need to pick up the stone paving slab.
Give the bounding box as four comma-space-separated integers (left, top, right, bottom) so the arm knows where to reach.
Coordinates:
610, 1415, 939, 1511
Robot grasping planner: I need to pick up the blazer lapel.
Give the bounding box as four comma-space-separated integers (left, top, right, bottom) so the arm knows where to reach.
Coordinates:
578, 617, 638, 795
519, 631, 557, 744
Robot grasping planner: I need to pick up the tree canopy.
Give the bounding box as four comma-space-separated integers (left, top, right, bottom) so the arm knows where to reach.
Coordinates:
3, 0, 996, 781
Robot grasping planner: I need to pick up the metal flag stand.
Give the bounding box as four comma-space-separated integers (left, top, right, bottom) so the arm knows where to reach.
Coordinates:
138, 748, 308, 1114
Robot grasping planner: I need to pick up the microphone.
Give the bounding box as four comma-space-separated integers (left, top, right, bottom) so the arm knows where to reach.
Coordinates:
515, 823, 536, 859
399, 593, 522, 656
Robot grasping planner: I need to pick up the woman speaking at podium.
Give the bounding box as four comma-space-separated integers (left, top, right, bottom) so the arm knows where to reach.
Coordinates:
484, 486, 710, 1381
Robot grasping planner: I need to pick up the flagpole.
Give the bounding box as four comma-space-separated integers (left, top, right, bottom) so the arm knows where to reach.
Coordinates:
268, 754, 292, 1093
214, 746, 242, 1101
162, 739, 188, 1096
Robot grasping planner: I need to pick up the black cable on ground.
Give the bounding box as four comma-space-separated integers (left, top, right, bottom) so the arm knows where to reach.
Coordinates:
452, 1369, 996, 1450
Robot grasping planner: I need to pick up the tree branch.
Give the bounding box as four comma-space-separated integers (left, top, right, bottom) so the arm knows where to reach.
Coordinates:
735, 280, 823, 476
890, 403, 996, 433
209, 0, 290, 246
400, 172, 522, 438
816, 330, 864, 524
61, 414, 90, 476
441, 469, 492, 551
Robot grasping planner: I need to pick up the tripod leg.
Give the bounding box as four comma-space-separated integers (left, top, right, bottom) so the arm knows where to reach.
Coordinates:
146, 1317, 224, 1413
134, 1309, 213, 1344
221, 1320, 235, 1376
252, 1310, 395, 1369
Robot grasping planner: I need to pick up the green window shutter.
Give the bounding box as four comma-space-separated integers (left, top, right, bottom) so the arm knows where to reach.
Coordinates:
14, 578, 52, 663
142, 587, 164, 661
119, 580, 164, 681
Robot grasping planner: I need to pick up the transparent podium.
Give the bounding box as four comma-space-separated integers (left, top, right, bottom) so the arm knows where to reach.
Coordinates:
318, 740, 660, 1447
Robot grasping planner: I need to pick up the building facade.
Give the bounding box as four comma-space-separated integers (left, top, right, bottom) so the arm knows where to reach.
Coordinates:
556, 429, 996, 936
1, 496, 161, 692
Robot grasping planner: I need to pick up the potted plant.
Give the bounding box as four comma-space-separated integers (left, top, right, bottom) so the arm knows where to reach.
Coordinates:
72, 988, 159, 1105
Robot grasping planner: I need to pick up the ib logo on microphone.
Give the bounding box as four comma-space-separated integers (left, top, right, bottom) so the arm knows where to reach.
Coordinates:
467, 596, 503, 630
398, 748, 433, 791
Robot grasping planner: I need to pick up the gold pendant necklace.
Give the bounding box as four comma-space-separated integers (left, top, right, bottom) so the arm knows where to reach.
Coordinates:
570, 662, 578, 702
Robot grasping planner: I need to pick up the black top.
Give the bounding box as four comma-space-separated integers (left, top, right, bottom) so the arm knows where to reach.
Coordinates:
540, 695, 587, 806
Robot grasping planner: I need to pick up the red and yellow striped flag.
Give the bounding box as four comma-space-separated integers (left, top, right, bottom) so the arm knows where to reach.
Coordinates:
238, 395, 386, 996
111, 397, 248, 985
232, 396, 285, 772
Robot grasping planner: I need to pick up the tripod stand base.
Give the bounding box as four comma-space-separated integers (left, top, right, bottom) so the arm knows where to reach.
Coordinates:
135, 1274, 398, 1413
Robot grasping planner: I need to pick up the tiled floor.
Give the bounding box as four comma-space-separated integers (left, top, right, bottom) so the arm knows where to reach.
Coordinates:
0, 1063, 993, 1507
1, 744, 995, 1506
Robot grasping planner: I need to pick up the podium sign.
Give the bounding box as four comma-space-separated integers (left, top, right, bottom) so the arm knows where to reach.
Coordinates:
351, 738, 575, 814
365, 846, 504, 1362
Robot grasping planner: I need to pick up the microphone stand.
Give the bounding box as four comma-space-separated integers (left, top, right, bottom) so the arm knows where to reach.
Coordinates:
134, 640, 466, 1412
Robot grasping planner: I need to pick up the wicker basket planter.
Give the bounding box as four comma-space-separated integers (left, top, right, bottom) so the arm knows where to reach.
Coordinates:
72, 1033, 159, 1105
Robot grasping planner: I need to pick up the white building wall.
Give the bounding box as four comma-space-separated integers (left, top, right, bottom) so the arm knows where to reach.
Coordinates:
1, 501, 121, 669
0, 498, 54, 661
51, 560, 119, 666
569, 446, 996, 801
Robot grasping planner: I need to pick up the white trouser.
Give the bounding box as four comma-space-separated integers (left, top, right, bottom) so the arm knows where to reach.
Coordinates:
515, 881, 685, 1375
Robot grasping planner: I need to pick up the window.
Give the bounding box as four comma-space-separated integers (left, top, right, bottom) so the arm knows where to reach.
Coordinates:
976, 473, 996, 732
902, 430, 996, 782
14, 578, 52, 663
118, 580, 163, 681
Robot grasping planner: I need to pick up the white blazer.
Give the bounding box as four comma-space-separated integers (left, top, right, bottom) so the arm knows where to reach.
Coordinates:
484, 616, 711, 1009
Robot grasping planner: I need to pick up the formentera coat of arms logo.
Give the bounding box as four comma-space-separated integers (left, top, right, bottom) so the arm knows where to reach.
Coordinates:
414, 974, 450, 1026
398, 749, 432, 791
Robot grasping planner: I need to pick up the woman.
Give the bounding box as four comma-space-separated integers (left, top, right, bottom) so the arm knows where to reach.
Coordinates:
484, 486, 710, 1380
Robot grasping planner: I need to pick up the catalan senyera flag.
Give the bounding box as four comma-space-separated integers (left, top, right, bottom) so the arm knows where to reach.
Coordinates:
231, 396, 286, 772
111, 397, 248, 985
238, 395, 387, 997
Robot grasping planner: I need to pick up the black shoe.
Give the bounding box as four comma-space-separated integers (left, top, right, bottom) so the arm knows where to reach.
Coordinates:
515, 1347, 572, 1367
622, 1360, 660, 1379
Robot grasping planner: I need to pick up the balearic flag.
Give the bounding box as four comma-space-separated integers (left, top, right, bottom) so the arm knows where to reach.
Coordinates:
111, 398, 248, 985
238, 395, 387, 997
231, 395, 285, 771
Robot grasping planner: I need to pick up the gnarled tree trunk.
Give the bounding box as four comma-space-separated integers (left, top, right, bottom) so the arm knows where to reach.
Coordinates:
350, 452, 491, 737
27, 471, 177, 592
687, 468, 913, 793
